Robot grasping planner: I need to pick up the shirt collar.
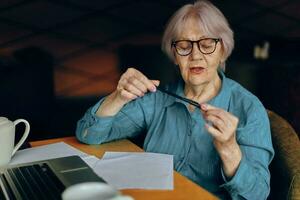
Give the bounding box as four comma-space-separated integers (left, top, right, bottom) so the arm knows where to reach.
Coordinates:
163, 70, 232, 111
162, 77, 186, 108
208, 70, 232, 111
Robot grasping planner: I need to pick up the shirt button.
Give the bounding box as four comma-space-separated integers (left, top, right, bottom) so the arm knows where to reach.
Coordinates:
180, 157, 185, 163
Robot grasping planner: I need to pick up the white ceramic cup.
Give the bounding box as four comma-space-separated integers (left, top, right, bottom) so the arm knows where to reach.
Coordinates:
62, 182, 134, 200
0, 117, 30, 167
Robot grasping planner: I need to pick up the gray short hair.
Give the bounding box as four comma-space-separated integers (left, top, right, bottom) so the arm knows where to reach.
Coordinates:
161, 0, 234, 70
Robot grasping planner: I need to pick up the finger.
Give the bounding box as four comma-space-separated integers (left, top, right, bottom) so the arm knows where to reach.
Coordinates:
200, 103, 218, 111
151, 80, 160, 87
120, 88, 138, 101
205, 123, 222, 139
206, 109, 238, 129
133, 70, 157, 92
201, 104, 234, 124
127, 77, 147, 94
204, 114, 227, 132
204, 109, 228, 123
118, 75, 128, 87
123, 83, 144, 97
120, 70, 147, 94
205, 108, 234, 118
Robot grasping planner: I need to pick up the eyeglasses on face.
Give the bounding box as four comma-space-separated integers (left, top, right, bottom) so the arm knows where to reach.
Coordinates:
172, 38, 221, 56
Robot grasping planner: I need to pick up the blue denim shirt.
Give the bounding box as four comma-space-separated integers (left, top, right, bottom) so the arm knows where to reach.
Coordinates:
76, 72, 274, 200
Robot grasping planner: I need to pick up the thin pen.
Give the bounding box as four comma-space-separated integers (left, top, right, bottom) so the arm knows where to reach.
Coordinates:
157, 87, 201, 108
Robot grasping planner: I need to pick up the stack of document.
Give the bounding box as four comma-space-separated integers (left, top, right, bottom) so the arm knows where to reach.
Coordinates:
10, 142, 174, 190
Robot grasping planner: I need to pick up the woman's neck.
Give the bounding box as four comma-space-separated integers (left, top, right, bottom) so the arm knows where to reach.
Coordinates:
184, 73, 222, 104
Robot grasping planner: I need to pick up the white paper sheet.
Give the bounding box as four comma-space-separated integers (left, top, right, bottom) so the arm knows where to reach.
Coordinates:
93, 152, 174, 190
9, 143, 174, 190
82, 155, 99, 169
10, 142, 88, 166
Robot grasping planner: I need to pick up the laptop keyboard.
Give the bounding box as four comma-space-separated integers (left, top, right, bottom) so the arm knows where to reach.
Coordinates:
0, 163, 65, 200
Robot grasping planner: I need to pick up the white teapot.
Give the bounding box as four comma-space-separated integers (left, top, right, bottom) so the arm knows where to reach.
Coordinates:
0, 117, 30, 167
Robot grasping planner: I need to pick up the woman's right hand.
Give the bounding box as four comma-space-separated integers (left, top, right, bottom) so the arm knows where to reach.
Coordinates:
96, 68, 159, 117
115, 68, 160, 104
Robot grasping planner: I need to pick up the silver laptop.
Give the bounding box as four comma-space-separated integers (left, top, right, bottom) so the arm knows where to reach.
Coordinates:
0, 156, 105, 200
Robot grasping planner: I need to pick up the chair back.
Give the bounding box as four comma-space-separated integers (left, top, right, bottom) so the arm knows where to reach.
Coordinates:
267, 110, 300, 200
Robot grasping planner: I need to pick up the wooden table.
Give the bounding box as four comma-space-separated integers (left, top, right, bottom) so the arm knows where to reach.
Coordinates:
30, 137, 218, 200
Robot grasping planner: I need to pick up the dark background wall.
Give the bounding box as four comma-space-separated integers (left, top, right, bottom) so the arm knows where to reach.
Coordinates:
0, 0, 299, 141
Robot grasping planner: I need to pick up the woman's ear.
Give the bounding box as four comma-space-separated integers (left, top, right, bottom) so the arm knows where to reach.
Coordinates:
172, 48, 178, 65
220, 42, 226, 63
219, 55, 226, 71
174, 59, 178, 65
220, 58, 225, 65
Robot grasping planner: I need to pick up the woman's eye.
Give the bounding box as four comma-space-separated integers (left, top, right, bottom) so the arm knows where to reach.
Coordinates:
202, 44, 212, 49
200, 40, 214, 48
178, 44, 190, 49
179, 46, 190, 50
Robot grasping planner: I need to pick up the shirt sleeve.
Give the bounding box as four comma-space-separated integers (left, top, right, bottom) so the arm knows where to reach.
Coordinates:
220, 104, 274, 200
76, 93, 157, 144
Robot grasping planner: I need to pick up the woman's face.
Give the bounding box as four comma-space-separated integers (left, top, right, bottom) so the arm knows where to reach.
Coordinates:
173, 17, 224, 88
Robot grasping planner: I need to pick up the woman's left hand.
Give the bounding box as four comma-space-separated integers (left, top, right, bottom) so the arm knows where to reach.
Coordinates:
201, 103, 242, 178
201, 103, 238, 146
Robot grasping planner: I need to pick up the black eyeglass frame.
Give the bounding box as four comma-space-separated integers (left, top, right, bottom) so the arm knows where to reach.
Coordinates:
171, 38, 221, 56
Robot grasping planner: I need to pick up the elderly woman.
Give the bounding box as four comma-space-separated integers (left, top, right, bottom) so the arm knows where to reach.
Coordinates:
76, 0, 274, 199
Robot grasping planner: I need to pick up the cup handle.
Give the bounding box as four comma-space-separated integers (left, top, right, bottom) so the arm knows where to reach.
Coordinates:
12, 119, 30, 156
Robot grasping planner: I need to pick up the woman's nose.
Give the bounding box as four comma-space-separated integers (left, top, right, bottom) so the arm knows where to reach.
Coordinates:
191, 43, 204, 60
